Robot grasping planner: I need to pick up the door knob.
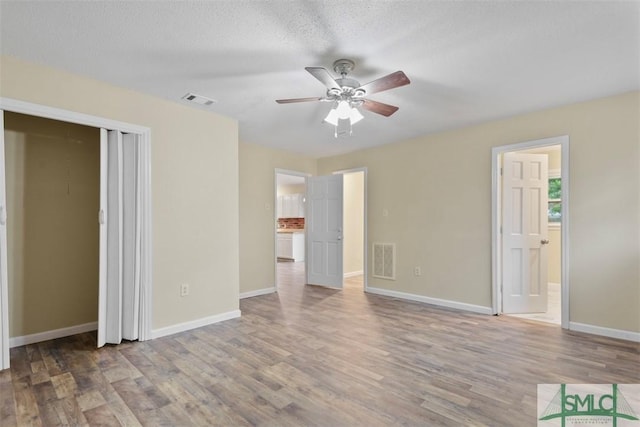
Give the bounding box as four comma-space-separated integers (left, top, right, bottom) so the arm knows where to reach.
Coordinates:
541, 239, 550, 245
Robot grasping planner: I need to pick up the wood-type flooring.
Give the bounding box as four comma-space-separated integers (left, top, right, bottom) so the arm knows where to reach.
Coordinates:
1, 262, 638, 426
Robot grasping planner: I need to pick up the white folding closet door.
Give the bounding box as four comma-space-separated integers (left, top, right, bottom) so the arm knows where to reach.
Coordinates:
121, 133, 140, 341
98, 129, 143, 347
98, 130, 107, 347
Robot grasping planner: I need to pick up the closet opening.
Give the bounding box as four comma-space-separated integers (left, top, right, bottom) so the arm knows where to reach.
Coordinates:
0, 98, 152, 370
4, 112, 100, 346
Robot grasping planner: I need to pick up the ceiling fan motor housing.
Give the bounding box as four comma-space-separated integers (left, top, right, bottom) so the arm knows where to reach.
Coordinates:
332, 59, 364, 103
330, 59, 365, 107
335, 77, 361, 90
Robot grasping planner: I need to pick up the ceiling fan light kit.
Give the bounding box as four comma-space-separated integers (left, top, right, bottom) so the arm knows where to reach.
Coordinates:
324, 108, 340, 126
276, 59, 410, 138
335, 99, 352, 119
323, 101, 365, 138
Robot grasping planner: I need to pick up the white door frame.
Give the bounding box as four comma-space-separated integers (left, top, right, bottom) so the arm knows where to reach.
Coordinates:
333, 167, 368, 292
491, 135, 569, 329
0, 97, 152, 369
274, 168, 310, 291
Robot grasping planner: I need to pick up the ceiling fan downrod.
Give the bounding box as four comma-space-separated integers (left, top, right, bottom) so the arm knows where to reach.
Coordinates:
333, 59, 355, 78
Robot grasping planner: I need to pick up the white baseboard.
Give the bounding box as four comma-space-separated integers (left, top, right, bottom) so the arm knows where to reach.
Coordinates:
344, 270, 364, 278
151, 310, 241, 339
366, 287, 493, 315
240, 287, 276, 299
569, 322, 640, 343
10, 321, 98, 348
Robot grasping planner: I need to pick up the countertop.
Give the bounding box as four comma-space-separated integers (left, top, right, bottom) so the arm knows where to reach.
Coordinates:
277, 229, 305, 233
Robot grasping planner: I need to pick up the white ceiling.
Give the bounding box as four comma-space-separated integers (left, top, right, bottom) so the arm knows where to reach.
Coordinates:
1, 1, 638, 158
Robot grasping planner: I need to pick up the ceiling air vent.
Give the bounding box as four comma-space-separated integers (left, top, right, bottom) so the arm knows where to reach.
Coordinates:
182, 92, 216, 106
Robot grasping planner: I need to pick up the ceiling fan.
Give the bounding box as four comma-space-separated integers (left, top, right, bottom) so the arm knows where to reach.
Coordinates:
276, 59, 410, 135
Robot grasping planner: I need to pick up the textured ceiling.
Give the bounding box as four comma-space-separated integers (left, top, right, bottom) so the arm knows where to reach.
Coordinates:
1, 1, 638, 158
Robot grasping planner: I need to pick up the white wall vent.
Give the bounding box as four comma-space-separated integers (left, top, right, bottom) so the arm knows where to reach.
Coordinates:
372, 243, 395, 280
181, 92, 216, 106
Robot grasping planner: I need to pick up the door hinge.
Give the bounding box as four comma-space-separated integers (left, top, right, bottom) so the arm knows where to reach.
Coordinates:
500, 167, 503, 176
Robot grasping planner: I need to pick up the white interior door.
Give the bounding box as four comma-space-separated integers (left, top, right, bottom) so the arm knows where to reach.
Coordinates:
502, 152, 549, 313
0, 111, 9, 369
306, 174, 343, 288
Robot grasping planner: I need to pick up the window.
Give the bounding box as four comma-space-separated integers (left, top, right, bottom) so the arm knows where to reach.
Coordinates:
548, 172, 561, 225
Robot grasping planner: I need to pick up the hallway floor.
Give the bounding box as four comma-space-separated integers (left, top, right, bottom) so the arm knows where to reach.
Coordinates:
276, 260, 364, 293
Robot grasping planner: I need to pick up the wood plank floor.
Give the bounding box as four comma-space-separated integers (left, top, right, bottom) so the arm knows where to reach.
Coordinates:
2, 263, 638, 426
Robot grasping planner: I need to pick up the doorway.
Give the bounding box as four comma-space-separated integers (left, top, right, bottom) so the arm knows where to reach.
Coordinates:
275, 170, 308, 292
341, 169, 365, 291
491, 136, 569, 329
4, 112, 100, 346
273, 168, 367, 293
0, 98, 152, 370
503, 145, 562, 324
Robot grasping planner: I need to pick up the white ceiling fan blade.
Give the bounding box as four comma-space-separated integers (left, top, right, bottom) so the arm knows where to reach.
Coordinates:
276, 97, 323, 104
305, 67, 341, 90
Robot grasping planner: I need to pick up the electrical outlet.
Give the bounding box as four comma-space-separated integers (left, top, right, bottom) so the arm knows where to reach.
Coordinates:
414, 267, 421, 276
180, 283, 189, 297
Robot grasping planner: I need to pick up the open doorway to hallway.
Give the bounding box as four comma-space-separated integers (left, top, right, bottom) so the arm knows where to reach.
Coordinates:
342, 170, 365, 292
274, 168, 367, 294
275, 171, 307, 291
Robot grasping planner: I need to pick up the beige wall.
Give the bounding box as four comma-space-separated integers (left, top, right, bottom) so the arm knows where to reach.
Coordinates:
548, 148, 561, 171
318, 91, 640, 333
277, 184, 305, 195
239, 142, 316, 293
5, 113, 99, 336
344, 171, 364, 275
1, 56, 240, 330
